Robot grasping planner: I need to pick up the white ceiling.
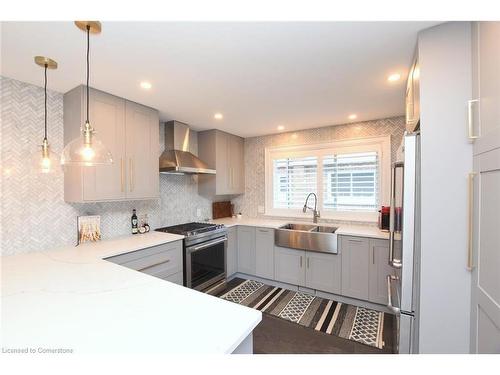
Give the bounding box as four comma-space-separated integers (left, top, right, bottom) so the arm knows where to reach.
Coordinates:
1, 21, 439, 137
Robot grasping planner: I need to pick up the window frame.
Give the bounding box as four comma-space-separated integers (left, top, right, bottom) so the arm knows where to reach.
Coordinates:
264, 136, 391, 222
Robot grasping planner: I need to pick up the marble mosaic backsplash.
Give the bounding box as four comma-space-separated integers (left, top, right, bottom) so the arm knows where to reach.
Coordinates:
0, 76, 211, 256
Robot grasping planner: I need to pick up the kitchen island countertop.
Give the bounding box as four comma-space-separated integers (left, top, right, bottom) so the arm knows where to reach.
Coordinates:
1, 232, 261, 354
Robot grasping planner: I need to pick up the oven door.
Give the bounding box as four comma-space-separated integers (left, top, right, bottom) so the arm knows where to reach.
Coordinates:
185, 236, 227, 291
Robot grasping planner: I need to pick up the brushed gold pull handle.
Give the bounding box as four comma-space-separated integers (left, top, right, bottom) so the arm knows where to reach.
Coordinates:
137, 259, 170, 272
300, 256, 303, 268
467, 99, 479, 141
129, 158, 133, 192
372, 246, 375, 265
307, 257, 310, 269
120, 158, 125, 192
467, 172, 475, 270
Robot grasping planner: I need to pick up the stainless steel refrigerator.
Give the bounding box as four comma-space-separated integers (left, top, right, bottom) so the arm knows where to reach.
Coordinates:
387, 132, 421, 354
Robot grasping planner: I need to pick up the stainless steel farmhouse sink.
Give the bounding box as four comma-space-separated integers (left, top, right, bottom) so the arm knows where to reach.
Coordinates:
275, 223, 338, 254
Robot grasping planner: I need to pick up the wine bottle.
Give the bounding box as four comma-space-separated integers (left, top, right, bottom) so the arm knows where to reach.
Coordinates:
131, 209, 138, 235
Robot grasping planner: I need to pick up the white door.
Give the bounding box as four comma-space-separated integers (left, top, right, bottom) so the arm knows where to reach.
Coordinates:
340, 236, 370, 300
255, 228, 274, 280
83, 89, 126, 201
274, 246, 305, 286
470, 148, 500, 353
305, 251, 341, 294
471, 22, 500, 155
125, 101, 159, 199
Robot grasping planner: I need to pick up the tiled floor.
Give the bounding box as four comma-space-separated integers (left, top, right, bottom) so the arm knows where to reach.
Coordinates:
215, 278, 396, 354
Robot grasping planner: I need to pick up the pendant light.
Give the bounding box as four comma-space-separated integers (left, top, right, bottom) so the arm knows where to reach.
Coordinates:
32, 56, 58, 174
61, 21, 113, 167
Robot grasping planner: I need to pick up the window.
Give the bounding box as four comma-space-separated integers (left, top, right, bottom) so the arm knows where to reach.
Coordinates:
265, 137, 390, 221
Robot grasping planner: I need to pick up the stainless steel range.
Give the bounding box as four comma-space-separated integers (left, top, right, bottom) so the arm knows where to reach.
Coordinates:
156, 222, 227, 291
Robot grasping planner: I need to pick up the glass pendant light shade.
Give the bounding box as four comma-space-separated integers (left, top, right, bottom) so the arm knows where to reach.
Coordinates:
61, 21, 113, 167
61, 122, 113, 166
32, 139, 59, 174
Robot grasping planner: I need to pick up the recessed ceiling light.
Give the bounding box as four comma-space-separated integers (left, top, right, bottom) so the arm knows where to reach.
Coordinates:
277, 125, 285, 131
214, 113, 223, 120
348, 114, 357, 120
140, 81, 152, 90
387, 73, 401, 82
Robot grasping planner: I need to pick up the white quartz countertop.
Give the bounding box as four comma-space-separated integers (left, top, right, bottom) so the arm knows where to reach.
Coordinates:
1, 232, 262, 354
211, 217, 389, 240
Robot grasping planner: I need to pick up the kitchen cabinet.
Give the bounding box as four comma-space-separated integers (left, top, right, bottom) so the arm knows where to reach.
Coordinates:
237, 226, 256, 275
274, 246, 305, 286
255, 227, 275, 280
226, 226, 238, 278
471, 22, 500, 155
105, 240, 183, 282
63, 86, 159, 202
198, 129, 245, 197
340, 236, 370, 300
305, 251, 341, 295
368, 239, 395, 304
405, 51, 420, 132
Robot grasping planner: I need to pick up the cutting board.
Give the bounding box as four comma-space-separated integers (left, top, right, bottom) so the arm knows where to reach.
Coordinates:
212, 201, 233, 219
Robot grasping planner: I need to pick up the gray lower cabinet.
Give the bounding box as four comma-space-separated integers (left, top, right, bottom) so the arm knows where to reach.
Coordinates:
305, 251, 341, 295
105, 240, 183, 283
274, 246, 305, 286
255, 227, 275, 280
340, 236, 370, 300
237, 226, 256, 275
226, 226, 238, 278
369, 239, 395, 304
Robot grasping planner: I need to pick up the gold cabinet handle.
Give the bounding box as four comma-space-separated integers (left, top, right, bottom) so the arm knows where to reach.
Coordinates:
129, 158, 134, 192
467, 172, 475, 270
307, 257, 310, 269
120, 158, 125, 192
467, 99, 479, 141
300, 256, 303, 268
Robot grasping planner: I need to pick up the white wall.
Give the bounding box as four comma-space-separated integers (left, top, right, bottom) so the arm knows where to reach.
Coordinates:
418, 22, 473, 353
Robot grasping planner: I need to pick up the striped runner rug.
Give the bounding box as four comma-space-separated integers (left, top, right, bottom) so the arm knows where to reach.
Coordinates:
217, 279, 386, 349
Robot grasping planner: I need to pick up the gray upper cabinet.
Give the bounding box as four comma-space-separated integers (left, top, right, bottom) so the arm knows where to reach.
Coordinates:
305, 251, 341, 295
368, 239, 395, 305
226, 226, 238, 278
471, 22, 500, 155
274, 246, 305, 286
340, 236, 370, 301
198, 129, 245, 197
63, 86, 159, 202
255, 227, 275, 280
237, 226, 256, 275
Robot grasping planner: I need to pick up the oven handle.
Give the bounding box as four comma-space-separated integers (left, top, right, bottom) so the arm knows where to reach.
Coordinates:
187, 237, 227, 254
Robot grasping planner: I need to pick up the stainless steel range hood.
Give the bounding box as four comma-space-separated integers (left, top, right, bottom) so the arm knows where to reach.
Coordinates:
159, 121, 216, 175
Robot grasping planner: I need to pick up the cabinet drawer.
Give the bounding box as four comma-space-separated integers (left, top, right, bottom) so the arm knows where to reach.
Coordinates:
106, 241, 183, 277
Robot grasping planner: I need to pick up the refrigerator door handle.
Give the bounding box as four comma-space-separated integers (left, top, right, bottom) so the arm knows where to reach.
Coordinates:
387, 275, 401, 314
389, 161, 404, 268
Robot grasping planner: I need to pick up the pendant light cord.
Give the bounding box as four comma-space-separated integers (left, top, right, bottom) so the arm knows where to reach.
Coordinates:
44, 64, 48, 140
86, 25, 90, 124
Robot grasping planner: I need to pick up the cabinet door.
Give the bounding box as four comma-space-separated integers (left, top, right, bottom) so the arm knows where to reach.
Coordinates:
368, 239, 395, 304
125, 101, 159, 199
340, 236, 370, 300
226, 227, 238, 277
305, 251, 341, 294
473, 22, 500, 155
215, 131, 230, 195
274, 246, 305, 286
237, 226, 256, 275
82, 89, 126, 201
228, 135, 245, 195
255, 227, 274, 280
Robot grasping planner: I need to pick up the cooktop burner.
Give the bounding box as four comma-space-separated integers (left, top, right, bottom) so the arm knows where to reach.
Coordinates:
156, 222, 225, 237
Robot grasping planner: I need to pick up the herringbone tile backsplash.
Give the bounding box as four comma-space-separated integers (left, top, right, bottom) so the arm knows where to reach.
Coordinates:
0, 76, 211, 256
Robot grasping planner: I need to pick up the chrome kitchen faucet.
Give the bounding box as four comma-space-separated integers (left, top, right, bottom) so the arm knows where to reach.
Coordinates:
303, 192, 320, 223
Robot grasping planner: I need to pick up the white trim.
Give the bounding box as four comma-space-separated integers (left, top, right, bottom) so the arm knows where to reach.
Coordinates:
264, 136, 391, 222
